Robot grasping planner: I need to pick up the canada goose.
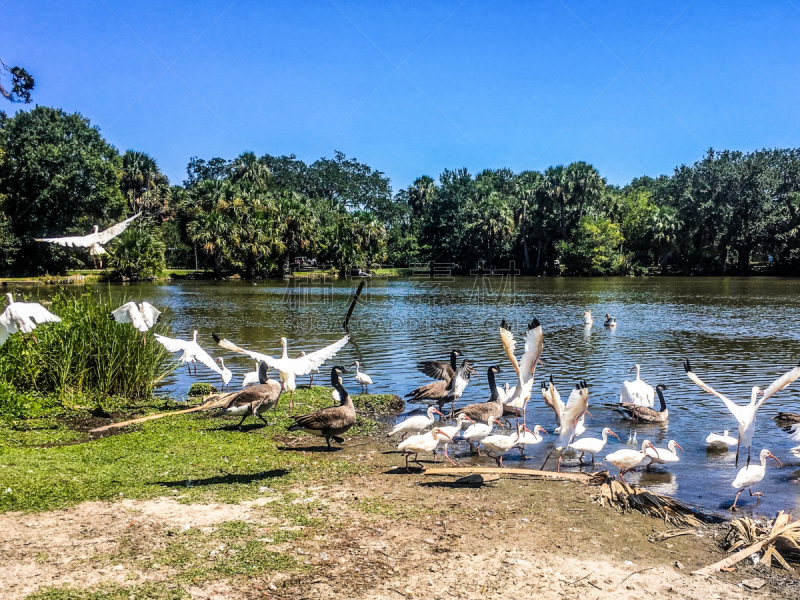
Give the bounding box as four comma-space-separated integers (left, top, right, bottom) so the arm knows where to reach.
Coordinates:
405, 360, 477, 416
685, 359, 800, 467
288, 366, 354, 450
213, 334, 349, 411
416, 349, 464, 383
618, 384, 669, 422
454, 366, 505, 423
215, 361, 283, 429
603, 314, 616, 327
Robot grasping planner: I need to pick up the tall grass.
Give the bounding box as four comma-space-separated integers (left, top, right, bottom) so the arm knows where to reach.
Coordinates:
0, 291, 176, 406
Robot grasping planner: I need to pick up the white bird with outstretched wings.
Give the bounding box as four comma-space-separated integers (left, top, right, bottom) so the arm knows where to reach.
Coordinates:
36, 213, 141, 256
0, 293, 61, 345
112, 301, 162, 333
499, 318, 543, 426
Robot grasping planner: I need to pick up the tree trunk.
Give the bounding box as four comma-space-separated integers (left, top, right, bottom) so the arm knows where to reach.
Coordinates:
520, 207, 531, 274
535, 238, 543, 275
721, 247, 729, 275
737, 245, 751, 274
213, 252, 223, 279
696, 229, 707, 273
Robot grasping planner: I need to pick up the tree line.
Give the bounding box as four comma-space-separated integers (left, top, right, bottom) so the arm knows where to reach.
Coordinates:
2, 105, 800, 278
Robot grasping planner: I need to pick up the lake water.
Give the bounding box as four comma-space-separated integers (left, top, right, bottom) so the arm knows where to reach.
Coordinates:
23, 274, 800, 516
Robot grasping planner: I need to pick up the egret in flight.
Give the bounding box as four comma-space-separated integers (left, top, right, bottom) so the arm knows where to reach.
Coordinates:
35, 213, 141, 268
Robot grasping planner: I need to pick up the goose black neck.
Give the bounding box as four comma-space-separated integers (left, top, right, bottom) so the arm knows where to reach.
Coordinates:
258, 361, 270, 385
657, 387, 667, 412
488, 368, 499, 401
450, 351, 458, 371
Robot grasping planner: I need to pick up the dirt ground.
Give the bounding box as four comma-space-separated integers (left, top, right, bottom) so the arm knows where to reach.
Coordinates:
2, 435, 799, 600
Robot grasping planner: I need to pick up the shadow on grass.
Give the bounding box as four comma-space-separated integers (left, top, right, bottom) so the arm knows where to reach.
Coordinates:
154, 469, 289, 488
276, 444, 343, 453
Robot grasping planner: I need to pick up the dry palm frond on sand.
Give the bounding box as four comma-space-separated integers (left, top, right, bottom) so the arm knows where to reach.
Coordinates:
721, 512, 800, 571
589, 471, 706, 529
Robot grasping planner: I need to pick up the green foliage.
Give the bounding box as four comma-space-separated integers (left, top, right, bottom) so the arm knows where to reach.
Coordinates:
0, 59, 34, 103
188, 382, 217, 397
106, 223, 166, 280
0, 106, 125, 275
557, 216, 626, 275
0, 292, 176, 406
26, 582, 186, 600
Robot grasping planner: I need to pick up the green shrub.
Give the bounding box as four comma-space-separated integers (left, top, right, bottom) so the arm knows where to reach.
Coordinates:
0, 292, 176, 409
106, 224, 166, 280
188, 382, 217, 397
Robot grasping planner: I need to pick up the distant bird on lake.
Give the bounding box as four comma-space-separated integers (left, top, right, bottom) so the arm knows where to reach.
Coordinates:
288, 366, 355, 450
154, 330, 230, 387
35, 213, 140, 268
603, 314, 616, 328
215, 361, 283, 429
706, 430, 738, 451
583, 311, 593, 326
620, 365, 654, 408
618, 384, 669, 422
351, 361, 373, 393
111, 301, 161, 333
731, 449, 781, 509
685, 359, 800, 467
0, 293, 62, 345
213, 334, 349, 412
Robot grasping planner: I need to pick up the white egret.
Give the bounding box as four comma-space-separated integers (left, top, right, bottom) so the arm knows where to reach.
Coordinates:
685, 359, 800, 466
0, 293, 61, 345
350, 361, 373, 393
620, 365, 654, 408
154, 330, 229, 387
213, 334, 349, 412
499, 318, 544, 428
111, 301, 161, 333
35, 213, 141, 268
541, 381, 589, 472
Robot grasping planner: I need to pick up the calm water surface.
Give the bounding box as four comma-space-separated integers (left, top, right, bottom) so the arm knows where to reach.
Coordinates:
28, 275, 800, 516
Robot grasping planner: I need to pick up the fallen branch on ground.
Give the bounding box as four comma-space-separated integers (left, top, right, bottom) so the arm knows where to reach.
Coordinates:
423, 467, 590, 482
88, 394, 234, 433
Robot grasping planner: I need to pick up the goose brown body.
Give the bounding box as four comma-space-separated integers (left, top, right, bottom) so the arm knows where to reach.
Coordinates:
216, 362, 283, 429
454, 366, 505, 423
288, 366, 355, 450
618, 384, 669, 423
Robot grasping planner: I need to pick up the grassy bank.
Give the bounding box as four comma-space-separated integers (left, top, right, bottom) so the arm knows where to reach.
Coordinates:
0, 387, 402, 513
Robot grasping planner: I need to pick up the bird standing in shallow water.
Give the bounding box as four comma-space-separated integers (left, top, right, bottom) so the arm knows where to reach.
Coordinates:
731, 449, 781, 509
351, 361, 373, 393
568, 427, 619, 465
604, 440, 659, 483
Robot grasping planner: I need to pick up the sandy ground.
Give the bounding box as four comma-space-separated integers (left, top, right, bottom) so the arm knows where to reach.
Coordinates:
2, 435, 799, 600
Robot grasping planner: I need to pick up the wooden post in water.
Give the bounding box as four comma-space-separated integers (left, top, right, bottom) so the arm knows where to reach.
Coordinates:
343, 279, 365, 332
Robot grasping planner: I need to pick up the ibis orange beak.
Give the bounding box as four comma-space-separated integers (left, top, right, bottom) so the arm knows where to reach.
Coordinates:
673, 442, 684, 454
609, 430, 620, 441
768, 452, 782, 467
437, 429, 453, 441
646, 441, 660, 460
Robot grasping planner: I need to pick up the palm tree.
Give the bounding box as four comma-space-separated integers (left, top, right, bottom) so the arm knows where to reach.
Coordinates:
513, 171, 544, 273
121, 150, 171, 219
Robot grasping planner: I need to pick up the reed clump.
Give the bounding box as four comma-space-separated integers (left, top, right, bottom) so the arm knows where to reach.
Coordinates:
0, 291, 176, 412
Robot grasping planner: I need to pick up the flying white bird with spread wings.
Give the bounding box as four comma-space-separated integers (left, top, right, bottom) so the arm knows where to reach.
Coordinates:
541, 381, 590, 472
111, 301, 162, 333
213, 334, 350, 411
0, 293, 61, 345
154, 330, 232, 388
35, 213, 141, 267
685, 359, 800, 467
499, 318, 543, 429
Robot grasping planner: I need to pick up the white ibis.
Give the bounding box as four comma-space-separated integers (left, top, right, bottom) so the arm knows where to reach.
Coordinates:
0, 293, 61, 345
35, 213, 141, 268
541, 381, 589, 472
514, 424, 549, 457
481, 424, 523, 467
350, 361, 373, 393
435, 414, 474, 465
399, 429, 452, 472
604, 440, 659, 483
568, 427, 620, 464
644, 440, 683, 470
685, 359, 800, 467
214, 334, 349, 411
731, 449, 781, 509
461, 415, 499, 455
706, 430, 738, 451
499, 318, 543, 428
389, 406, 444, 441
111, 301, 161, 333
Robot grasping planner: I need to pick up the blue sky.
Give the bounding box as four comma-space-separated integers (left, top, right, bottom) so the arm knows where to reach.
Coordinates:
4, 1, 800, 190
